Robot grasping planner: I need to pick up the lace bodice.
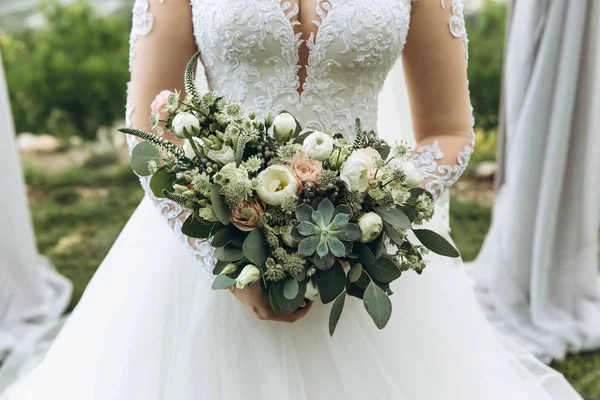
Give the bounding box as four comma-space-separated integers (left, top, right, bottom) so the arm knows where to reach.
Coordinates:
127, 0, 474, 280
191, 0, 411, 138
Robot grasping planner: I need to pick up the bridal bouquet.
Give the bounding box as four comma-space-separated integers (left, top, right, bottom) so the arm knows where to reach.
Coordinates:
120, 52, 459, 335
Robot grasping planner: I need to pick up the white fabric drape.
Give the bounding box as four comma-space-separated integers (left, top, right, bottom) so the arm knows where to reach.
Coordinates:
470, 0, 600, 362
0, 51, 71, 373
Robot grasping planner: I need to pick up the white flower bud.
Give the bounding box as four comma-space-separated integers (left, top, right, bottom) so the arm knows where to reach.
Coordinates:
235, 264, 261, 289
183, 137, 203, 160
272, 112, 297, 142
172, 112, 200, 138
358, 212, 383, 243
207, 145, 235, 165
303, 131, 334, 161
219, 263, 237, 276
401, 161, 423, 188
304, 279, 320, 301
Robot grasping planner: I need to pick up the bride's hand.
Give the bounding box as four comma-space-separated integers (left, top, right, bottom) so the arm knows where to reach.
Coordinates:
231, 283, 312, 323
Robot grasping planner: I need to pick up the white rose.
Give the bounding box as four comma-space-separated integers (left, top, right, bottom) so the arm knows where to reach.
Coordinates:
183, 137, 203, 159
358, 212, 383, 243
304, 279, 320, 301
215, 162, 249, 186
255, 165, 299, 206
235, 264, 261, 289
303, 131, 334, 161
339, 152, 372, 192
207, 145, 235, 165
271, 112, 297, 142
401, 161, 423, 188
172, 112, 200, 138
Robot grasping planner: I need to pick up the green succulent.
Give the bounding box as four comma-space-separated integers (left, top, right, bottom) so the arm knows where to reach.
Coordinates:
294, 198, 361, 270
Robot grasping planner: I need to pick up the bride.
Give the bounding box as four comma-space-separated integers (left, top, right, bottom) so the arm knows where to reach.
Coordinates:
1, 0, 584, 399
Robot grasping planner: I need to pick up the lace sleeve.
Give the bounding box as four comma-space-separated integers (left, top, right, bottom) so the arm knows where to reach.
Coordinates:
403, 0, 475, 200
127, 0, 217, 280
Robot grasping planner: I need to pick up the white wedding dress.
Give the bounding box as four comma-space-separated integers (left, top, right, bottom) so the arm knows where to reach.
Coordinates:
1, 1, 583, 399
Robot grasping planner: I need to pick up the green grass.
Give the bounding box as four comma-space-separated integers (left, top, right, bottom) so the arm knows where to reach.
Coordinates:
24, 160, 599, 398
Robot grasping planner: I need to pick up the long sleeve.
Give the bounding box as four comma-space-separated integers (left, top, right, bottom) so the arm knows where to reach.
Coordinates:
126, 0, 216, 279
403, 0, 475, 199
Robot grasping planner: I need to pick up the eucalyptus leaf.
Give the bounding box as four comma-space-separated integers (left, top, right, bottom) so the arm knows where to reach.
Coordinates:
297, 221, 320, 236
318, 263, 347, 304
230, 229, 248, 248
314, 252, 335, 270
383, 222, 404, 247
373, 207, 411, 229
299, 236, 320, 256
347, 283, 365, 300
215, 245, 244, 262
349, 263, 363, 283
182, 214, 216, 239
329, 291, 346, 336
269, 285, 283, 315
356, 243, 376, 267
364, 281, 392, 329
369, 232, 385, 259
211, 275, 237, 290
242, 229, 268, 266
413, 229, 460, 258
295, 204, 313, 222
317, 198, 335, 223
131, 141, 161, 176
211, 224, 236, 247
367, 256, 402, 283
273, 279, 306, 314
149, 168, 176, 199
327, 237, 346, 257
211, 183, 230, 225
283, 279, 300, 300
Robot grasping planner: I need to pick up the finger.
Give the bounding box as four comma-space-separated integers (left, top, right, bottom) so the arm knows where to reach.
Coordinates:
271, 302, 313, 323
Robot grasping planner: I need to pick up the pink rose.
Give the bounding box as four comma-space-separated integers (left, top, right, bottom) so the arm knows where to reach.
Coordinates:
150, 90, 174, 121
230, 198, 266, 232
290, 152, 323, 187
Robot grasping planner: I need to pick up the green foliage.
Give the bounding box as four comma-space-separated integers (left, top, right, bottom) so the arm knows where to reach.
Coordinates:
1, 0, 130, 139
466, 1, 508, 131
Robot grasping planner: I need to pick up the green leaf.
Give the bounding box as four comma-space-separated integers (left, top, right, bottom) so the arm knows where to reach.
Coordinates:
335, 223, 361, 241
211, 224, 236, 247
230, 229, 248, 248
369, 232, 385, 259
292, 129, 313, 144
213, 260, 231, 276
327, 237, 346, 257
399, 205, 416, 222
283, 279, 300, 300
413, 229, 460, 258
317, 198, 335, 224
314, 253, 335, 270
373, 207, 411, 229
343, 241, 354, 256
131, 141, 161, 176
317, 238, 329, 257
329, 291, 346, 336
318, 263, 347, 304
273, 279, 306, 314
211, 183, 230, 225
407, 187, 432, 203
330, 213, 350, 229
367, 256, 402, 283
299, 236, 320, 256
211, 275, 237, 290
383, 222, 405, 247
347, 283, 365, 300
297, 221, 320, 236
269, 285, 283, 315
215, 245, 244, 262
364, 281, 392, 329
295, 204, 313, 222
355, 242, 376, 267
379, 144, 391, 160
349, 263, 363, 283
181, 214, 216, 239
242, 229, 268, 266
149, 168, 176, 199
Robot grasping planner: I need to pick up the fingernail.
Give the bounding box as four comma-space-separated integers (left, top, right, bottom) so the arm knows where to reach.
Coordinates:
299, 300, 306, 307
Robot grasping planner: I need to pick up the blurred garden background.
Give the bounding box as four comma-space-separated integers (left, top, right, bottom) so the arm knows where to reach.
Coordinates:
1, 1, 598, 397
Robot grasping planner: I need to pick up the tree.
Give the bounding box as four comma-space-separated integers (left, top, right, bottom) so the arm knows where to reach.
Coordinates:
466, 1, 508, 131
1, 0, 130, 140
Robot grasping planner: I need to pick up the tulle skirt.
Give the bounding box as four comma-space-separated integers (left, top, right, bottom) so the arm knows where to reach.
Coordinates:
1, 197, 582, 399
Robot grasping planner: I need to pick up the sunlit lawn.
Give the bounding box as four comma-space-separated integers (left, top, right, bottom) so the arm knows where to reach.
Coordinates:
23, 151, 599, 399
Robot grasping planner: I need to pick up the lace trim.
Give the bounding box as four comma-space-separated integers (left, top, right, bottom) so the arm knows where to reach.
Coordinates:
127, 1, 216, 281
441, 0, 468, 58
409, 134, 475, 200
